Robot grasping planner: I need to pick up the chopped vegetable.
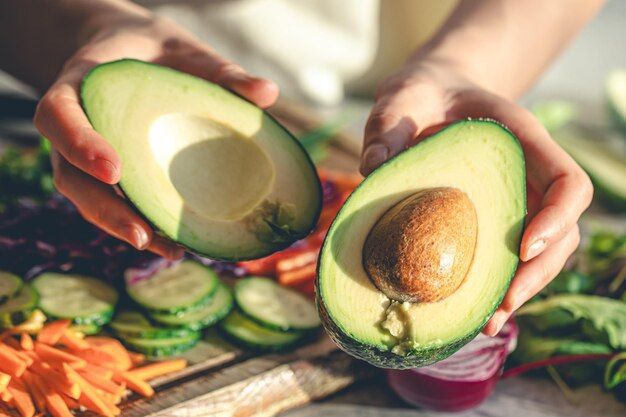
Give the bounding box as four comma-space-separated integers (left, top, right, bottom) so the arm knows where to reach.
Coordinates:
128, 359, 187, 380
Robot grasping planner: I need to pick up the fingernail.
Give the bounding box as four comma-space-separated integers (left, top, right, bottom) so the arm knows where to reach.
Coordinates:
95, 158, 119, 183
126, 225, 149, 250
525, 238, 546, 260
360, 143, 388, 174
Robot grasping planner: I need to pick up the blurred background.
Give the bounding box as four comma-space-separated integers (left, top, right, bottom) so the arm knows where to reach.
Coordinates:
0, 1, 625, 417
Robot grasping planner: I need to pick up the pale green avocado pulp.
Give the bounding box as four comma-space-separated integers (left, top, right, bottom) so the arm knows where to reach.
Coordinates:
317, 120, 526, 369
81, 60, 321, 260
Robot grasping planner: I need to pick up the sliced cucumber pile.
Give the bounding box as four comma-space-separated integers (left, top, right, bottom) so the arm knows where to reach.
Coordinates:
0, 272, 23, 305
0, 280, 39, 329
32, 273, 118, 326
126, 260, 219, 313
118, 261, 235, 357
234, 277, 320, 331
219, 277, 320, 351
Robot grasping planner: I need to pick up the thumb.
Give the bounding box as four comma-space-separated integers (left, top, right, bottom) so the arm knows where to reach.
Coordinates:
361, 83, 446, 176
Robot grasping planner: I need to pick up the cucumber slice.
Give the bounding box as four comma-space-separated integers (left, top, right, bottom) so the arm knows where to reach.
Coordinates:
0, 272, 23, 305
0, 285, 39, 328
219, 309, 304, 351
119, 332, 200, 358
150, 283, 234, 330
234, 277, 320, 331
70, 323, 102, 336
110, 311, 195, 339
126, 260, 219, 314
32, 273, 118, 326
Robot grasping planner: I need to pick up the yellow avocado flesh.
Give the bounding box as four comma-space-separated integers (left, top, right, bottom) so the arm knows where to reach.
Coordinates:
318, 120, 526, 354
81, 60, 321, 260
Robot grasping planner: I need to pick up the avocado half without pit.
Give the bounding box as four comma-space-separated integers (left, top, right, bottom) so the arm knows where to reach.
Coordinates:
316, 120, 527, 369
81, 60, 321, 260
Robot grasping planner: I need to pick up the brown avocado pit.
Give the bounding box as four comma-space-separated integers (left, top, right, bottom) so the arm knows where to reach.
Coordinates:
363, 187, 478, 303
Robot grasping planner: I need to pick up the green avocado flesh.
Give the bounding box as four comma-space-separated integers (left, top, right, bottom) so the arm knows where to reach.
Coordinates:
317, 120, 526, 369
81, 60, 321, 260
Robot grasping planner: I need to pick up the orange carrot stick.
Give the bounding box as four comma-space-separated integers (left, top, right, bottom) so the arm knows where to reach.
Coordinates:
85, 338, 132, 371
19, 335, 33, 352
3, 338, 20, 350
37, 321, 71, 346
0, 345, 27, 377
7, 381, 35, 417
70, 348, 115, 366
0, 388, 12, 402
128, 352, 145, 366
128, 359, 188, 381
0, 372, 10, 393
59, 331, 89, 351
277, 263, 316, 286
83, 364, 113, 380
34, 343, 86, 368
60, 394, 79, 410
77, 371, 125, 396
21, 372, 45, 413
29, 362, 80, 400
111, 370, 154, 397
63, 364, 115, 417
97, 390, 122, 405
35, 378, 74, 417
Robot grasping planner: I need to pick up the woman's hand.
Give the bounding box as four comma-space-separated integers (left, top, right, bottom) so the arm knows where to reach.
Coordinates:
362, 62, 593, 335
33, 13, 279, 259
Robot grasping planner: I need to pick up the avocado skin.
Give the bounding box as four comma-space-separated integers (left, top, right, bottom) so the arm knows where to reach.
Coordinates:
80, 60, 323, 261
315, 119, 525, 369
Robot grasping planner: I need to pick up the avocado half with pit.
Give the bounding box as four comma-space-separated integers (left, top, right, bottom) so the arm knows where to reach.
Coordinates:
317, 120, 526, 369
81, 60, 321, 260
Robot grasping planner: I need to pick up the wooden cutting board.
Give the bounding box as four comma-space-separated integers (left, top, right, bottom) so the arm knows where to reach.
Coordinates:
1, 100, 376, 417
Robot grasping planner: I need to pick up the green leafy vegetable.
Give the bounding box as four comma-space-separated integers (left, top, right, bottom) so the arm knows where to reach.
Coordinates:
545, 270, 596, 295
518, 294, 626, 350
605, 352, 626, 390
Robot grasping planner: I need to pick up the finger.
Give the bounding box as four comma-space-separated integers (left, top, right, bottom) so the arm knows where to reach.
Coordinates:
360, 82, 446, 176
519, 172, 592, 261
482, 225, 580, 336
148, 236, 185, 261
450, 92, 593, 260
51, 151, 152, 251
162, 45, 279, 108
34, 68, 121, 184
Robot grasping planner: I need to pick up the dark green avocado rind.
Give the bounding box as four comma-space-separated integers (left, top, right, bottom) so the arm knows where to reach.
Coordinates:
316, 119, 526, 369
81, 59, 323, 262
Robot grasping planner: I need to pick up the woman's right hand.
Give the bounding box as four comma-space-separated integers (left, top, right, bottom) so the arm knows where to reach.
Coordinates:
34, 11, 279, 259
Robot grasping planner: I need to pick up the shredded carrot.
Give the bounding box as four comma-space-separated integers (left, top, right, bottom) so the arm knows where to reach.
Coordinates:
7, 381, 35, 417
18, 335, 32, 352
129, 359, 187, 381
63, 364, 115, 417
59, 331, 89, 351
70, 347, 115, 366
97, 390, 122, 405
0, 345, 27, 377
85, 338, 132, 371
111, 370, 154, 397
37, 321, 70, 346
0, 372, 10, 393
34, 343, 86, 368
